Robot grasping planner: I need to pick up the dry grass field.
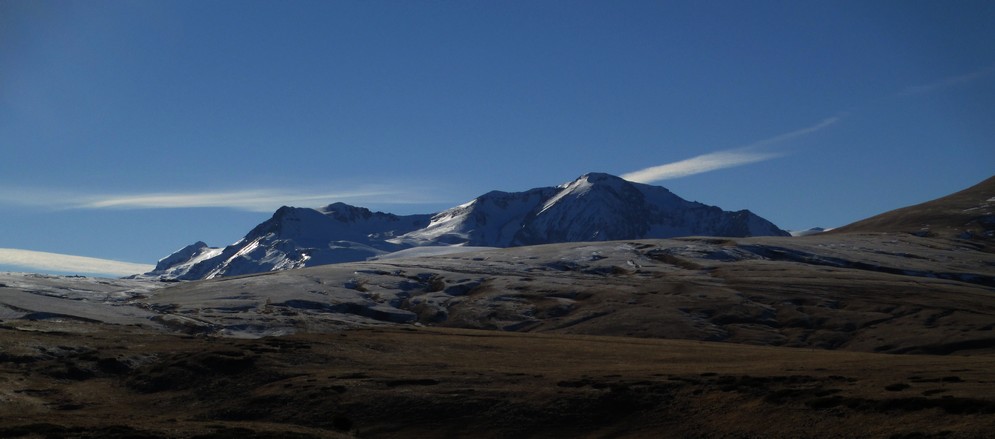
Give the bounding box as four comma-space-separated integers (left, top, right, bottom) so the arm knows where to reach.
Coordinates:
2, 325, 995, 438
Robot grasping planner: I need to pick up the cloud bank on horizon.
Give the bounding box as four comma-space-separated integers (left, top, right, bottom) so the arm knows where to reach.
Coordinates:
0, 248, 154, 277
622, 117, 840, 184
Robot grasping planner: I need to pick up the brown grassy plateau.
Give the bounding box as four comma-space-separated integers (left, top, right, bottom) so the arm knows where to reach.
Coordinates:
3, 325, 995, 438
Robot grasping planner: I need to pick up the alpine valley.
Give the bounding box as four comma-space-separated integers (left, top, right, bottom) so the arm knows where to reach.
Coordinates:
147, 172, 789, 280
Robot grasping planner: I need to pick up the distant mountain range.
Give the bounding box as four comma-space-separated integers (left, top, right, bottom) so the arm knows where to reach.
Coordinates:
146, 172, 789, 280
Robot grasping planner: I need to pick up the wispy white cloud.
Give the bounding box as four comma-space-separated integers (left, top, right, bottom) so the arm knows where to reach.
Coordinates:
739, 116, 841, 150
0, 187, 79, 208
898, 65, 995, 97
0, 248, 154, 277
78, 188, 419, 212
622, 117, 840, 184
0, 185, 440, 212
621, 64, 993, 186
621, 149, 783, 183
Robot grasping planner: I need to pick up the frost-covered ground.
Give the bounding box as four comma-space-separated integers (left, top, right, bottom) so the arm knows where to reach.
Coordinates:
0, 273, 164, 328
2, 232, 994, 354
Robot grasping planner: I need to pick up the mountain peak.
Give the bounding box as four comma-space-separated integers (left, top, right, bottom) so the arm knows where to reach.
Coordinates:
561, 172, 626, 188
578, 172, 622, 182
319, 202, 375, 223
149, 174, 789, 279
546, 173, 633, 207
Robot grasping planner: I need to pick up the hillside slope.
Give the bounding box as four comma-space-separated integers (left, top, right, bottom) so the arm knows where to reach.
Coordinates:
832, 175, 995, 249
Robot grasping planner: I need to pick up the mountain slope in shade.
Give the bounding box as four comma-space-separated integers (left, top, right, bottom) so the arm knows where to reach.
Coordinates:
147, 173, 789, 280
831, 175, 995, 248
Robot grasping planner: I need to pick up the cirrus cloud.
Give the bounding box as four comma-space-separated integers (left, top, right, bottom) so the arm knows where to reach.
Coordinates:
622, 117, 840, 184
0, 185, 442, 212
77, 188, 417, 211
621, 149, 783, 184
897, 65, 995, 97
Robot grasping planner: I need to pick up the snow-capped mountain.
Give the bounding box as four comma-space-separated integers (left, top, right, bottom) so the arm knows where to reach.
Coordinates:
394, 173, 788, 246
147, 173, 789, 280
147, 203, 432, 280
148, 241, 223, 279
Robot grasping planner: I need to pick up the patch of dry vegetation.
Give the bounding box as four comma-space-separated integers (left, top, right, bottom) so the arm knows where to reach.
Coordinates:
2, 325, 994, 438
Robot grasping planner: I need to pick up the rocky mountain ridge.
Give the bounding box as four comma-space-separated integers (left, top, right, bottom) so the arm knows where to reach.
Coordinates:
147, 172, 789, 280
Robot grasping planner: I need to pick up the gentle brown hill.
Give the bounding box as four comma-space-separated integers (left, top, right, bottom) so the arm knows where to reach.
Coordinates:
831, 175, 995, 248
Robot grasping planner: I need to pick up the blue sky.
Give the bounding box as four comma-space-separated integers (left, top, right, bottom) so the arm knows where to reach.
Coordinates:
2, 0, 994, 276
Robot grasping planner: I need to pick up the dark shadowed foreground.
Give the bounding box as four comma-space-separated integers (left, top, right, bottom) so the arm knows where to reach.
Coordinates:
2, 325, 994, 438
